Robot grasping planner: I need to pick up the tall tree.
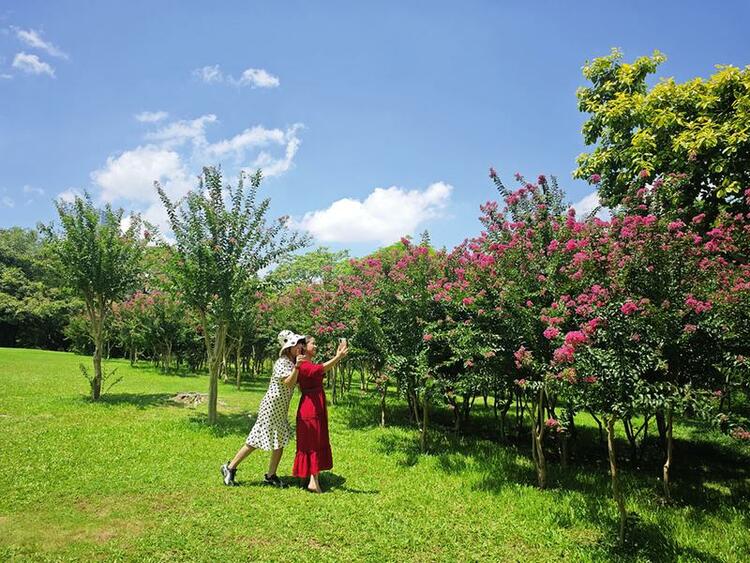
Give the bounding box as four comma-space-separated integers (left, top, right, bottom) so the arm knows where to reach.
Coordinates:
41, 195, 145, 399
157, 166, 309, 424
575, 49, 750, 218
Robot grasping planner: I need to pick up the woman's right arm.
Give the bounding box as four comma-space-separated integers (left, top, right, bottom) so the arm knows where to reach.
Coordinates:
282, 355, 305, 388
322, 341, 349, 373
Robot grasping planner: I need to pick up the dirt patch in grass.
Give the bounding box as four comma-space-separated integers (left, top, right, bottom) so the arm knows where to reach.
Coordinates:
171, 392, 227, 408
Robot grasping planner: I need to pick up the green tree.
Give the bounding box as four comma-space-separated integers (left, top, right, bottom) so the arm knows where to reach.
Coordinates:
41, 195, 145, 399
157, 166, 309, 424
0, 227, 79, 349
575, 49, 750, 217
266, 246, 350, 287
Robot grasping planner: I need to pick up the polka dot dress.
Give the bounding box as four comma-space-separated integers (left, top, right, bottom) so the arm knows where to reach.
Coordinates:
246, 356, 295, 451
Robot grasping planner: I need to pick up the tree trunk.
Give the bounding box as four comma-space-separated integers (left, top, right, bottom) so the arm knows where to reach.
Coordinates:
561, 433, 569, 468
662, 407, 674, 501
203, 314, 227, 425
590, 410, 605, 445
379, 377, 387, 427
533, 429, 546, 489
92, 335, 103, 400
606, 416, 627, 545
90, 307, 104, 401
409, 389, 422, 430
656, 410, 667, 452
420, 396, 429, 452
235, 336, 242, 390
331, 365, 337, 404
530, 389, 547, 489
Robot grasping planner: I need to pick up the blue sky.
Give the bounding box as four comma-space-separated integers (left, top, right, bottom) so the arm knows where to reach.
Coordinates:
1, 1, 748, 256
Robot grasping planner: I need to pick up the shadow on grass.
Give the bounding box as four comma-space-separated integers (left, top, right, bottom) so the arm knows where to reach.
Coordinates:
352, 393, 750, 561
187, 411, 253, 438
82, 393, 174, 409
127, 362, 202, 378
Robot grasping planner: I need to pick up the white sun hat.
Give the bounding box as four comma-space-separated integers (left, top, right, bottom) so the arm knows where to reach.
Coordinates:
277, 329, 305, 357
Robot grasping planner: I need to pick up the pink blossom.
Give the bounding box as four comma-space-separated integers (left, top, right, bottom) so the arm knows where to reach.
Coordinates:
683, 324, 697, 334
462, 297, 475, 306
691, 213, 706, 224
514, 346, 532, 369
544, 417, 559, 429
423, 333, 433, 342
582, 375, 598, 383
639, 169, 650, 179
685, 294, 713, 314
564, 330, 588, 347
620, 301, 639, 315
553, 344, 575, 364
589, 173, 601, 183
465, 360, 474, 368
543, 327, 560, 340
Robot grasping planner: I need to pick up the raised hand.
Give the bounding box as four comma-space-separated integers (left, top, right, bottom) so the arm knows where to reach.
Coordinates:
295, 354, 306, 368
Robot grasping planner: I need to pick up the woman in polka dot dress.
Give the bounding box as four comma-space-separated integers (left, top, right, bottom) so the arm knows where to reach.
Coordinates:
220, 330, 305, 487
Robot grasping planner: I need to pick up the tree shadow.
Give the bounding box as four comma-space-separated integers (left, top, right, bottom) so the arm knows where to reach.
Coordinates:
127, 362, 201, 378
187, 411, 254, 438
82, 393, 174, 409
230, 379, 273, 394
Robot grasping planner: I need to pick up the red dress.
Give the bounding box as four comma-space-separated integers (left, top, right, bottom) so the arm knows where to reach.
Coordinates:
292, 360, 333, 477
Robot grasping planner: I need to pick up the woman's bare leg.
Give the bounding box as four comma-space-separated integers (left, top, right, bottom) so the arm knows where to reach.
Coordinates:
308, 472, 322, 493
229, 444, 255, 470
267, 448, 284, 476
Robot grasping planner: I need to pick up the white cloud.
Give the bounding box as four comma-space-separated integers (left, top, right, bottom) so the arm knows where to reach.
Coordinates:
0, 73, 12, 79
91, 145, 194, 203
296, 182, 453, 243
194, 64, 280, 88
1, 195, 14, 208
135, 110, 168, 123
230, 68, 280, 88
12, 52, 54, 77
572, 191, 609, 219
22, 185, 44, 196
193, 64, 223, 83
247, 126, 301, 177
89, 114, 303, 236
14, 28, 68, 59
56, 188, 83, 203
145, 114, 217, 148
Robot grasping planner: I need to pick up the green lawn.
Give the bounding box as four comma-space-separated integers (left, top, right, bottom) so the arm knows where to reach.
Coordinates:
1, 347, 748, 562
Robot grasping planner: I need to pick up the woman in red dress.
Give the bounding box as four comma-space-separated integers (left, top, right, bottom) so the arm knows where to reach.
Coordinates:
293, 337, 348, 493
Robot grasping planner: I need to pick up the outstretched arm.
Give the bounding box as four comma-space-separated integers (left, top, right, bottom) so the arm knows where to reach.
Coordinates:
322, 341, 349, 373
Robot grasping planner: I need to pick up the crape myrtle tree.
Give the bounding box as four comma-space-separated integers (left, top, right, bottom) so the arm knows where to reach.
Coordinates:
157, 166, 309, 425
41, 194, 146, 400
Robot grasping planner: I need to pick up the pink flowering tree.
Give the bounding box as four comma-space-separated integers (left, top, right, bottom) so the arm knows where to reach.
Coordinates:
373, 237, 448, 450
443, 170, 588, 488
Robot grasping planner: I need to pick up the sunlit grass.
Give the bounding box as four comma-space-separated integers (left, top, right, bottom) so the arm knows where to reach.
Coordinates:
1, 347, 748, 562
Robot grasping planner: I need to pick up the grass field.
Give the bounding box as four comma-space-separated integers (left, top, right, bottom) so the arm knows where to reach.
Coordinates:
1, 347, 749, 562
